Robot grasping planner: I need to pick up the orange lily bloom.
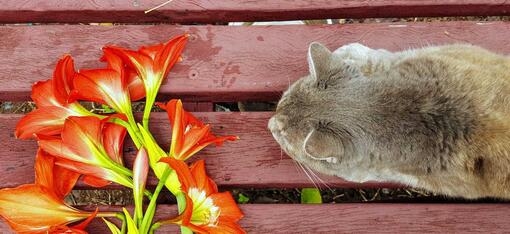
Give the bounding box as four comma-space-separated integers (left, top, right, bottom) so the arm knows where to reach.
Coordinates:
137, 99, 237, 194
0, 150, 113, 233
103, 35, 188, 103
47, 208, 98, 234
158, 99, 238, 161
101, 49, 146, 102
69, 50, 143, 114
159, 158, 245, 234
37, 116, 133, 188
15, 55, 102, 139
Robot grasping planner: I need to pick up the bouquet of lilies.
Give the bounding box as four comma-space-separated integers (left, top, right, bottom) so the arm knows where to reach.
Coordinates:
0, 34, 245, 233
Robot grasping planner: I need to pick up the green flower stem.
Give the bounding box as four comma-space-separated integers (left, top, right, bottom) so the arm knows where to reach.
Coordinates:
107, 161, 133, 178
149, 222, 161, 234
134, 191, 144, 227
125, 112, 144, 149
142, 91, 156, 130
175, 192, 193, 234
96, 211, 121, 218
109, 117, 142, 149
144, 190, 153, 199
116, 212, 127, 234
140, 168, 172, 233
146, 189, 193, 234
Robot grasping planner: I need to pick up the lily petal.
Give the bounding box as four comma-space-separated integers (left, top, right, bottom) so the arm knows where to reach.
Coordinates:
158, 160, 245, 233
15, 103, 101, 140
159, 157, 195, 192
158, 99, 238, 161
104, 35, 188, 100
201, 220, 246, 234
48, 208, 99, 234
81, 175, 111, 188
133, 148, 149, 193
102, 115, 128, 164
101, 48, 145, 101
38, 116, 132, 188
59, 116, 103, 162
0, 185, 90, 233
16, 54, 101, 139
153, 35, 188, 78
52, 55, 76, 104
133, 148, 149, 220
168, 99, 185, 158
35, 149, 80, 199
16, 106, 71, 139
190, 160, 217, 196
209, 192, 244, 222
70, 68, 132, 114
31, 79, 60, 108
183, 134, 239, 160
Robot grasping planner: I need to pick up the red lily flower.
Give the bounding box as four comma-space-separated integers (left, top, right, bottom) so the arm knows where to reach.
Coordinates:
15, 55, 102, 139
100, 49, 145, 101
0, 150, 112, 233
104, 35, 188, 103
158, 99, 238, 160
48, 208, 98, 234
37, 116, 133, 188
159, 158, 245, 234
69, 50, 142, 114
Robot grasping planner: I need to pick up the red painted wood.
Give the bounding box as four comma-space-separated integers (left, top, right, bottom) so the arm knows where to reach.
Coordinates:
2, 22, 510, 101
181, 102, 213, 112
0, 113, 397, 189
1, 1, 510, 23
2, 204, 508, 233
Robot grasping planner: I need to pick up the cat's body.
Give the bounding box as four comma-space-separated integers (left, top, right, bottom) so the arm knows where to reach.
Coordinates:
268, 43, 510, 199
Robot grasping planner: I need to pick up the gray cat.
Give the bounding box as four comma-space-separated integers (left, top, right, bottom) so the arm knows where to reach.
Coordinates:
268, 42, 510, 199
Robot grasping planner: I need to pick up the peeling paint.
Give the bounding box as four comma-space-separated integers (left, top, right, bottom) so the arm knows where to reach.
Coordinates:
476, 22, 495, 25
388, 24, 408, 28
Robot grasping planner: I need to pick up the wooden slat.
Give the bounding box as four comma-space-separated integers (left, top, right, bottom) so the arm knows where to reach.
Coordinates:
181, 102, 213, 112
2, 21, 510, 101
1, 1, 510, 23
2, 204, 508, 233
112, 204, 510, 233
0, 112, 396, 189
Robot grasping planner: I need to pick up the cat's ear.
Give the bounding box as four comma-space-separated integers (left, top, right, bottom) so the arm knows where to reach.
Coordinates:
303, 129, 342, 164
307, 42, 332, 80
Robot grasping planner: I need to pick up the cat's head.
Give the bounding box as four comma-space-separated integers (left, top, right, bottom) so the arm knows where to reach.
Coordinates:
268, 42, 366, 174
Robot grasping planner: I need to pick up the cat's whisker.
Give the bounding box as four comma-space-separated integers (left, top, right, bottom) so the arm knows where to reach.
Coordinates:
291, 159, 302, 174
304, 164, 333, 192
297, 162, 319, 190
300, 164, 319, 188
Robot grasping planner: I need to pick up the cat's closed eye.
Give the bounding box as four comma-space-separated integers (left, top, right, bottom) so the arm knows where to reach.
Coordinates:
316, 79, 329, 89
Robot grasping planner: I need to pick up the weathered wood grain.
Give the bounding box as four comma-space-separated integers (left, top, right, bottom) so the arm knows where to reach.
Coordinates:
2, 22, 510, 101
0, 112, 397, 189
2, 204, 508, 233
168, 204, 510, 233
2, 0, 510, 23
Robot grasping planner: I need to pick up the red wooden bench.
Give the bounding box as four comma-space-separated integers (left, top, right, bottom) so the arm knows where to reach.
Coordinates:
1, 1, 510, 232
